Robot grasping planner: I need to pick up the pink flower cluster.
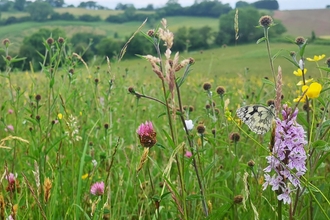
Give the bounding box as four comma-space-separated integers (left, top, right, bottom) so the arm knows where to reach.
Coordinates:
263, 105, 307, 204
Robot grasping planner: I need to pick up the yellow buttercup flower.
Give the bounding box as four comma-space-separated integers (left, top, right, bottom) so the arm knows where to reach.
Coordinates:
293, 95, 307, 103
82, 173, 89, 179
293, 68, 307, 76
306, 54, 325, 62
302, 82, 322, 99
58, 113, 63, 120
297, 78, 314, 86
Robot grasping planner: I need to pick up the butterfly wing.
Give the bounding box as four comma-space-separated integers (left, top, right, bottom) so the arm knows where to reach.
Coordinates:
236, 105, 275, 134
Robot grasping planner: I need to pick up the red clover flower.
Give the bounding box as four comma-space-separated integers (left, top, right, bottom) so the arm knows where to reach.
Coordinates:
263, 105, 307, 204
137, 121, 157, 148
90, 181, 105, 196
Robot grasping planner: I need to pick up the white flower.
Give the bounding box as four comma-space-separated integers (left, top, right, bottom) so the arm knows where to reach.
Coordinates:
185, 120, 194, 131
92, 159, 98, 167
299, 59, 304, 70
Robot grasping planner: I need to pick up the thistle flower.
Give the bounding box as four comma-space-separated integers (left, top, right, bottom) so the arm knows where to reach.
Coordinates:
263, 105, 307, 204
90, 181, 105, 196
137, 121, 157, 148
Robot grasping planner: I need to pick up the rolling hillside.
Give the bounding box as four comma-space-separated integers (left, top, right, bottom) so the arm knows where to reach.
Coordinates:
273, 9, 330, 38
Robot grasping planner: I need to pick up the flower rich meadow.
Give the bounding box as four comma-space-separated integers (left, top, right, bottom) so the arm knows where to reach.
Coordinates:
0, 17, 329, 219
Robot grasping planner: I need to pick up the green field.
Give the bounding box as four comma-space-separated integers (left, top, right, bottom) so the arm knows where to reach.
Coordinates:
1, 19, 329, 219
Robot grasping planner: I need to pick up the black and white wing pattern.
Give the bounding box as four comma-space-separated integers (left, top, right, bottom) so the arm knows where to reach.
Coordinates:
236, 104, 275, 135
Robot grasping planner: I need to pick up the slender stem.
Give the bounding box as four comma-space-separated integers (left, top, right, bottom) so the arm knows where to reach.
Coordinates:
264, 27, 276, 86
176, 81, 208, 217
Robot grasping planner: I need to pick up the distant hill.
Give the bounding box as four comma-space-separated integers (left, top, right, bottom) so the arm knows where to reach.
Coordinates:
273, 9, 330, 39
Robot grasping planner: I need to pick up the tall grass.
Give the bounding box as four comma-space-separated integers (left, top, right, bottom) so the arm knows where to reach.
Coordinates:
0, 16, 329, 219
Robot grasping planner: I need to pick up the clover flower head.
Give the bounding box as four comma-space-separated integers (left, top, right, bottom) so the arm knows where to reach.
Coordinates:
137, 121, 157, 148
90, 181, 104, 196
263, 105, 307, 204
185, 151, 192, 158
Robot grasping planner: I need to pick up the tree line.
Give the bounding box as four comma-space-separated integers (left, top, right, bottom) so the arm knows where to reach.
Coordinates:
0, 0, 280, 25
0, 7, 288, 71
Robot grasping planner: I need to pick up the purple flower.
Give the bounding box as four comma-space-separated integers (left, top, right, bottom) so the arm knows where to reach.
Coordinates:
8, 109, 14, 114
137, 121, 157, 148
6, 125, 14, 132
90, 181, 104, 196
263, 105, 307, 204
7, 173, 16, 184
184, 151, 192, 158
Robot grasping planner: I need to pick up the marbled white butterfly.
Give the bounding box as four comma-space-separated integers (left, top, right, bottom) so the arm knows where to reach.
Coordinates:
236, 104, 275, 134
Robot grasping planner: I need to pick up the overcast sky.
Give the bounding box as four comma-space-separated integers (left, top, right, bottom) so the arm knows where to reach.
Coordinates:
65, 0, 328, 10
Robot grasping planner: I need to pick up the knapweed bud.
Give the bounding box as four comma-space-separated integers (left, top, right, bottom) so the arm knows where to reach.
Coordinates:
203, 82, 211, 91
58, 37, 65, 44
267, 99, 275, 106
259, 15, 273, 28
229, 132, 240, 142
196, 124, 205, 134
233, 195, 243, 204
2, 38, 10, 46
326, 57, 330, 67
189, 57, 195, 64
128, 87, 135, 94
46, 37, 54, 45
35, 94, 41, 102
189, 106, 194, 112
137, 121, 157, 148
6, 56, 11, 61
247, 160, 255, 167
104, 123, 109, 129
295, 37, 305, 46
147, 29, 155, 37
216, 86, 225, 96
290, 51, 296, 57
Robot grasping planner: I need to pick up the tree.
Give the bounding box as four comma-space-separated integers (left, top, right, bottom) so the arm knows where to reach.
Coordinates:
26, 1, 54, 22
46, 0, 65, 7
235, 1, 250, 8
14, 0, 26, 11
95, 38, 122, 59
218, 7, 263, 44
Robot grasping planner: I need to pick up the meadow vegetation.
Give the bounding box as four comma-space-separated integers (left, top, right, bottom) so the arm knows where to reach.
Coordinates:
0, 15, 329, 220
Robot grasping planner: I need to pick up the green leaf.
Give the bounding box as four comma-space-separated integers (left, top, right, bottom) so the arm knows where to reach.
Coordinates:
262, 78, 275, 86
312, 140, 328, 149
299, 40, 308, 57
318, 66, 330, 72
281, 55, 300, 69
256, 37, 266, 44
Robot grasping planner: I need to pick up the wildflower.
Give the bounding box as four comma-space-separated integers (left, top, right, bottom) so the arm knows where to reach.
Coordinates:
216, 86, 225, 96
326, 57, 330, 67
293, 95, 306, 103
259, 15, 273, 28
263, 105, 307, 204
302, 82, 322, 99
58, 113, 63, 120
233, 195, 243, 204
6, 125, 14, 132
203, 82, 211, 91
82, 173, 89, 180
184, 120, 194, 131
2, 38, 10, 46
6, 173, 19, 192
295, 37, 305, 46
92, 159, 97, 167
293, 68, 307, 76
306, 54, 325, 62
46, 37, 54, 45
297, 78, 313, 86
35, 94, 41, 102
65, 115, 82, 143
90, 181, 104, 196
196, 124, 205, 134
8, 109, 13, 114
229, 132, 240, 142
184, 151, 192, 158
58, 37, 65, 44
137, 121, 157, 148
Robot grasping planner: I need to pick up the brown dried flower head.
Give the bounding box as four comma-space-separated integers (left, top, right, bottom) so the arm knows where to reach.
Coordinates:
295, 37, 305, 46
233, 195, 243, 204
229, 132, 240, 142
216, 86, 226, 96
46, 37, 54, 45
203, 82, 212, 91
196, 124, 205, 134
58, 37, 65, 44
259, 15, 273, 28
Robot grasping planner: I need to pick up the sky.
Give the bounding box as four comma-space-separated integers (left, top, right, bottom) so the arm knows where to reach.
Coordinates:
65, 0, 329, 10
